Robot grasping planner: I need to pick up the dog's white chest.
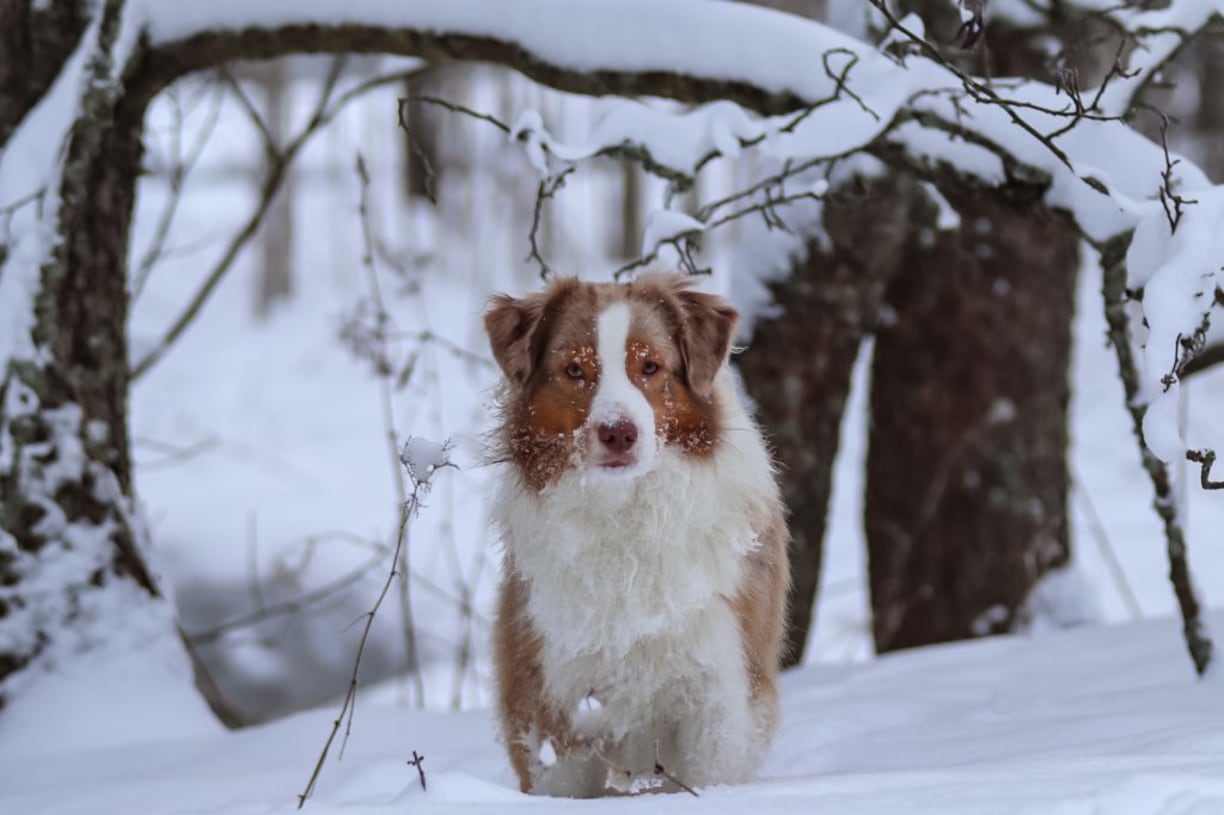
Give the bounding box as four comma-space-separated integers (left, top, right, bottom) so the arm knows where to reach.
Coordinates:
497, 448, 760, 720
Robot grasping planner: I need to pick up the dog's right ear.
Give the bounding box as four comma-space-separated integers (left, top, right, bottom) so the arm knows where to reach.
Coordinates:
484, 293, 547, 387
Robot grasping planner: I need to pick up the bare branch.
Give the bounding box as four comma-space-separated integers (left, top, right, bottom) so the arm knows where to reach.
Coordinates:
1101, 237, 1213, 675
1187, 449, 1224, 490
131, 59, 428, 381
131, 77, 226, 299
354, 151, 425, 708
296, 439, 453, 809
1156, 114, 1198, 235
526, 167, 574, 280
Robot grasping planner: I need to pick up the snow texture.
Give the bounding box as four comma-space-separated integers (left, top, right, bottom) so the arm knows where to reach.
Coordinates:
5, 613, 1224, 813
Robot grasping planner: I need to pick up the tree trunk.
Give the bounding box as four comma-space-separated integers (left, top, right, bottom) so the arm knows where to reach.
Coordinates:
861, 5, 1081, 654
738, 176, 914, 665
0, 0, 157, 698
253, 58, 295, 317
0, 0, 89, 149
865, 183, 1077, 652
1196, 21, 1224, 182
402, 67, 444, 203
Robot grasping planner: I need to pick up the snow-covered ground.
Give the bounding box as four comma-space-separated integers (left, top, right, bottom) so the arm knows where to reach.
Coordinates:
5, 612, 1224, 814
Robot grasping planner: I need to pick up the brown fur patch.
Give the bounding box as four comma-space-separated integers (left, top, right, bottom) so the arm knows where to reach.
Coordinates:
728, 505, 791, 740
492, 558, 581, 792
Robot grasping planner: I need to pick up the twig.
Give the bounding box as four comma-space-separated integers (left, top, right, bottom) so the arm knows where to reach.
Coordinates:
131, 434, 220, 470
131, 77, 226, 300
186, 552, 386, 646
652, 741, 699, 797
526, 167, 574, 280
870, 0, 1096, 173
408, 751, 427, 792
590, 743, 699, 797
1182, 341, 1224, 378
131, 59, 430, 381
354, 151, 425, 707
1187, 449, 1223, 490
1071, 474, 1144, 621
615, 185, 827, 280
406, 94, 511, 133
296, 443, 453, 808
1156, 114, 1198, 234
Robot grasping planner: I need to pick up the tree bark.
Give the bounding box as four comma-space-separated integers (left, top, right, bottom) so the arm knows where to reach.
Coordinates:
860, 5, 1081, 654
0, 0, 156, 695
0, 0, 90, 149
738, 176, 914, 665
252, 58, 295, 317
865, 182, 1077, 652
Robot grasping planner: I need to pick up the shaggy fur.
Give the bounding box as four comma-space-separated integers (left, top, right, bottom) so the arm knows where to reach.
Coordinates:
484, 274, 789, 797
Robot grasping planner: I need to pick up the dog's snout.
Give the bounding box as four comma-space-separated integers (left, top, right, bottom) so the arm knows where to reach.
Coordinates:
598, 419, 638, 454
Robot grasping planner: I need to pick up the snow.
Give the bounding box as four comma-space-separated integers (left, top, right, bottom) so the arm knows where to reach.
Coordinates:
400, 437, 451, 485
132, 0, 880, 114
640, 209, 705, 258
5, 613, 1224, 813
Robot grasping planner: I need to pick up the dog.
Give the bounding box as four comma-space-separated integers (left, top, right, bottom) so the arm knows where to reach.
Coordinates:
483, 273, 789, 797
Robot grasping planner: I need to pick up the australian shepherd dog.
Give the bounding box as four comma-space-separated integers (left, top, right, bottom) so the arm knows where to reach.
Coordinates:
483, 273, 789, 797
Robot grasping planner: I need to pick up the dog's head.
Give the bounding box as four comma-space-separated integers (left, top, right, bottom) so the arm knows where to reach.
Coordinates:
484, 274, 738, 490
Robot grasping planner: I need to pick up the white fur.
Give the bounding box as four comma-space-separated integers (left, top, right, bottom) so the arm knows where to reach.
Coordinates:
587, 302, 658, 475
494, 371, 779, 795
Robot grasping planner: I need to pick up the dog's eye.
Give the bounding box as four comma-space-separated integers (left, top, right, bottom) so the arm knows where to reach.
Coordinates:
642, 361, 660, 376
565, 362, 584, 380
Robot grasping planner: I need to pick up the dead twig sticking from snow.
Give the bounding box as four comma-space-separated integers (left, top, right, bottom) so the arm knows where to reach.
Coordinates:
295, 436, 452, 809
407, 751, 427, 792
589, 742, 699, 798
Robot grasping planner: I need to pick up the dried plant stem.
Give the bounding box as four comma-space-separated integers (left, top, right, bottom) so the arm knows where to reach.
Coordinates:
354, 153, 425, 707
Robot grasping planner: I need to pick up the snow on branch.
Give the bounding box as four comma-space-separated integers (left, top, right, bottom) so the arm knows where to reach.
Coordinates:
131, 0, 1224, 436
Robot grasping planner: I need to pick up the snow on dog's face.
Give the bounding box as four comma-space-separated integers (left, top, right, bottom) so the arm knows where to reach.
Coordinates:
484, 274, 738, 491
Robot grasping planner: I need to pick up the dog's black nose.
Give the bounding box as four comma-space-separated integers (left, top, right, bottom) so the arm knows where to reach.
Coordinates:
598, 419, 638, 454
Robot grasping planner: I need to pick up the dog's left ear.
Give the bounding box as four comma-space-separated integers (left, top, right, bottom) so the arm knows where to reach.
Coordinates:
484, 293, 547, 387
676, 289, 738, 399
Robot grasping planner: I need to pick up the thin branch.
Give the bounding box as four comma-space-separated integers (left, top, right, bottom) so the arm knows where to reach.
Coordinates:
1182, 341, 1224, 378
131, 77, 226, 299
526, 167, 574, 280
296, 444, 453, 809
354, 151, 425, 708
1187, 449, 1224, 490
185, 552, 386, 646
131, 58, 429, 381
1101, 237, 1212, 675
407, 94, 511, 133
1156, 114, 1198, 234
615, 185, 827, 280
1071, 473, 1144, 621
